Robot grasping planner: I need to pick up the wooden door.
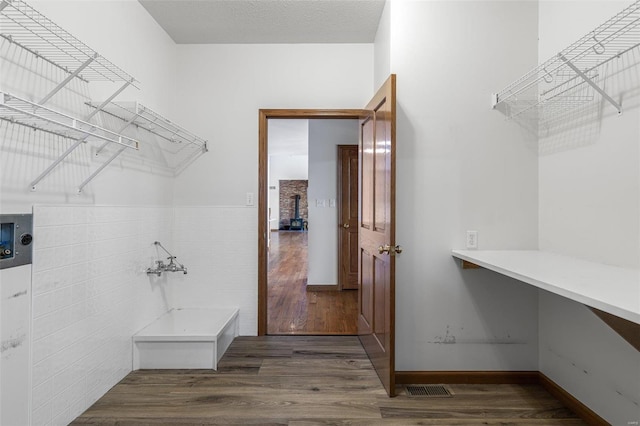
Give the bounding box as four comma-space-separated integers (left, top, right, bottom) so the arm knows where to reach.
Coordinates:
338, 145, 359, 290
358, 75, 397, 396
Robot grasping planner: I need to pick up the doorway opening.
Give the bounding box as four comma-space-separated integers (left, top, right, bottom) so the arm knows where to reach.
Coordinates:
258, 109, 365, 336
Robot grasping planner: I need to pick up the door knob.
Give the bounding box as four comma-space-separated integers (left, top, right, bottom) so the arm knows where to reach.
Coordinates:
378, 244, 391, 254
343, 223, 350, 229
378, 244, 402, 255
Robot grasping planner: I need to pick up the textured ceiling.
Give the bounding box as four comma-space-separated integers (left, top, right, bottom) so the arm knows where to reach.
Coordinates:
139, 0, 386, 44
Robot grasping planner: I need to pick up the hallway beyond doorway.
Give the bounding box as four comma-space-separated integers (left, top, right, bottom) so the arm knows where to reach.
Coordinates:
268, 231, 357, 335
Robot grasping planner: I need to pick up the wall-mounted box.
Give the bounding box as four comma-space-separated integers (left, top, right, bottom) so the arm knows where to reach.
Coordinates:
0, 214, 33, 270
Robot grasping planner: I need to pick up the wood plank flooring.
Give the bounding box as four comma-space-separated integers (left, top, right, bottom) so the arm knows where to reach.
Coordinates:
268, 231, 358, 335
72, 336, 585, 425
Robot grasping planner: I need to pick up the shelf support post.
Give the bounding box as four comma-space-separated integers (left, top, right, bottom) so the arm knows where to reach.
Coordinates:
39, 53, 98, 106
559, 54, 622, 114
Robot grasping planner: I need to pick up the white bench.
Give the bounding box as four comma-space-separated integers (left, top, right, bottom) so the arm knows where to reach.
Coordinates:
133, 307, 239, 370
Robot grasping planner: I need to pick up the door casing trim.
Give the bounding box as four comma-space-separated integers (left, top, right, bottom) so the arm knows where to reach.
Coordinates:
258, 109, 367, 335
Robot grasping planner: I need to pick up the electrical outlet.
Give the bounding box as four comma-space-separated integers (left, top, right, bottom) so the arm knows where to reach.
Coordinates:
466, 230, 478, 249
246, 192, 254, 206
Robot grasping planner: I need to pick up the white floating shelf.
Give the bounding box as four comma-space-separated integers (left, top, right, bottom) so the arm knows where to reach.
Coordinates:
451, 249, 640, 325
492, 0, 640, 123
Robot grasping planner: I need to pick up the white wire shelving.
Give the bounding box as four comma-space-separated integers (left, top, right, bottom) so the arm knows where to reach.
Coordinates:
492, 0, 640, 124
0, 0, 138, 104
86, 101, 208, 175
0, 0, 144, 191
0, 91, 140, 192
0, 91, 138, 149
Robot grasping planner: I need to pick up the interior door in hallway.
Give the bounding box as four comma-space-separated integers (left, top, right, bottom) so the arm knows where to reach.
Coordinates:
338, 145, 359, 290
358, 74, 397, 397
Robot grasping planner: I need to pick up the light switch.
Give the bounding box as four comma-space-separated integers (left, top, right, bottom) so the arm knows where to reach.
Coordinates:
316, 199, 326, 207
329, 199, 336, 208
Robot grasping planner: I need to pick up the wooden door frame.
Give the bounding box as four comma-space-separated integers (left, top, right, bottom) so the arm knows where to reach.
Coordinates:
258, 109, 367, 336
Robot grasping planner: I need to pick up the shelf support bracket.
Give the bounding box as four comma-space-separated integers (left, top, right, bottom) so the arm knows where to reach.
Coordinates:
76, 103, 140, 192
77, 145, 127, 193
95, 113, 139, 155
29, 79, 134, 190
39, 53, 98, 106
85, 79, 133, 121
0, 1, 9, 12
559, 54, 622, 114
30, 137, 88, 191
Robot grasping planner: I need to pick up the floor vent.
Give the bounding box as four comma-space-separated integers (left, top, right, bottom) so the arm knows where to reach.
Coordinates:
405, 384, 452, 397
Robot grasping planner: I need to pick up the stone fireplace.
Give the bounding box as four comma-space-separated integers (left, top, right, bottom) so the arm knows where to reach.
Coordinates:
279, 180, 308, 230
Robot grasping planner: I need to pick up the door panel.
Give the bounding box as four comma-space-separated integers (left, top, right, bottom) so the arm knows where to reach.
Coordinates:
360, 248, 374, 328
361, 117, 374, 230
358, 75, 396, 397
374, 110, 389, 233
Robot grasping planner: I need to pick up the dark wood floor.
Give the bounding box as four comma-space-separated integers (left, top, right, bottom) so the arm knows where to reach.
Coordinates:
72, 336, 584, 425
268, 231, 358, 335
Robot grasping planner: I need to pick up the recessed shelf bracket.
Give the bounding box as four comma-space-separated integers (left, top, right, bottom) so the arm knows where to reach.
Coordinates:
558, 54, 622, 114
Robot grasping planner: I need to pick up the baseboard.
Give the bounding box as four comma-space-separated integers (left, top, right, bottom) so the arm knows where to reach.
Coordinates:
537, 372, 608, 426
306, 284, 339, 292
395, 370, 539, 385
396, 370, 608, 425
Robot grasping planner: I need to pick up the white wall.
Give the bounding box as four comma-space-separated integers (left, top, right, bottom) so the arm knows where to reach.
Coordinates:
388, 1, 540, 371
373, 0, 391, 91
30, 205, 172, 426
169, 44, 373, 331
537, 2, 640, 424
171, 44, 373, 207
269, 155, 308, 230
307, 119, 358, 286
169, 207, 257, 336
538, 0, 640, 268
0, 1, 178, 424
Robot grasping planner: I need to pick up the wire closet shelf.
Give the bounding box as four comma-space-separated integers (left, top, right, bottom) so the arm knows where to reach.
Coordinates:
88, 102, 208, 149
0, 0, 137, 88
0, 91, 139, 149
86, 101, 208, 174
492, 0, 640, 122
